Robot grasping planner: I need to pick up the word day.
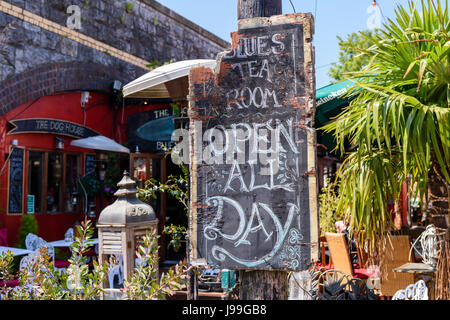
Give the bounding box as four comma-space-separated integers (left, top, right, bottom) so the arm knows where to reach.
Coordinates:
204, 196, 300, 268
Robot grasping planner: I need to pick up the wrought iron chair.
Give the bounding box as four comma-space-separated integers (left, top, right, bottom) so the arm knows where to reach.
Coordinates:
24, 233, 71, 274
309, 266, 378, 300
108, 254, 124, 289
25, 234, 55, 260
409, 224, 439, 267
392, 279, 428, 300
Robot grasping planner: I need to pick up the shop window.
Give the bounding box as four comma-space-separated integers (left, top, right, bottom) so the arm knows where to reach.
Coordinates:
28, 151, 44, 213
47, 153, 62, 213
65, 154, 80, 212
27, 150, 81, 214
133, 156, 150, 189
130, 153, 163, 216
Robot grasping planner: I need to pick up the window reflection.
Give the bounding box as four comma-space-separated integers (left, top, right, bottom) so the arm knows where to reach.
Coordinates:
28, 151, 44, 213
65, 154, 79, 212
47, 153, 62, 212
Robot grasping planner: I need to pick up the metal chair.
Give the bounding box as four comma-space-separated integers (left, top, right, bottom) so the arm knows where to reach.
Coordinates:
25, 234, 55, 260
309, 266, 377, 300
24, 233, 71, 274
108, 254, 124, 289
392, 279, 428, 300
410, 224, 439, 267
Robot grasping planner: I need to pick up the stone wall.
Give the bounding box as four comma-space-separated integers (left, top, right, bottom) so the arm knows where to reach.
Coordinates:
0, 0, 230, 115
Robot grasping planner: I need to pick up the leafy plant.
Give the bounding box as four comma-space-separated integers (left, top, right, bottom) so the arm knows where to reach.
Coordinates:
0, 251, 14, 283
125, 2, 134, 14
163, 224, 187, 253
0, 220, 188, 300
1, 220, 112, 300
137, 147, 189, 253
16, 215, 39, 249
318, 178, 344, 235
123, 230, 190, 300
323, 0, 450, 251
145, 59, 174, 70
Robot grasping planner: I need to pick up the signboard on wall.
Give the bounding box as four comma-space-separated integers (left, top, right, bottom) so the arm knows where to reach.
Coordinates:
127, 107, 176, 153
8, 147, 24, 214
188, 14, 318, 271
7, 118, 99, 139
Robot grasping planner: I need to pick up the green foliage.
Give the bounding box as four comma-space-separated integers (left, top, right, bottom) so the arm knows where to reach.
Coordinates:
0, 251, 14, 283
145, 59, 174, 70
16, 215, 39, 249
328, 29, 382, 82
0, 221, 188, 300
137, 147, 189, 252
323, 0, 450, 251
163, 224, 187, 253
123, 230, 189, 300
125, 2, 134, 14
318, 179, 344, 235
2, 220, 112, 300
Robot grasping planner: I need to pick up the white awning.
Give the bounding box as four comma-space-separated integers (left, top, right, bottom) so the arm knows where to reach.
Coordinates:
122, 59, 216, 100
70, 135, 130, 154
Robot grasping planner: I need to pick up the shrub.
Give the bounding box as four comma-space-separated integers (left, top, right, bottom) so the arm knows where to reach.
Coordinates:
16, 215, 39, 249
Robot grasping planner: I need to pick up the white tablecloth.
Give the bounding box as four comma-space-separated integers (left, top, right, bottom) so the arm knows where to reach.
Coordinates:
48, 238, 98, 248
0, 246, 33, 256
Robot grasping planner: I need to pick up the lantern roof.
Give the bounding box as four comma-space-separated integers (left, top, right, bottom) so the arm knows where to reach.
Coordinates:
97, 171, 157, 226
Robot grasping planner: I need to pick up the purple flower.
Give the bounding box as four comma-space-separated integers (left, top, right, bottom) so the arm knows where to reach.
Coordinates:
104, 187, 111, 192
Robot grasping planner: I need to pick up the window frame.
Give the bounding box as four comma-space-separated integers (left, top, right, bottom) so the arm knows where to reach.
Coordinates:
27, 148, 82, 214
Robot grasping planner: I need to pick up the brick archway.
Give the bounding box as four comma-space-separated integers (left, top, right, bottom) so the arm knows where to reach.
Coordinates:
0, 61, 142, 116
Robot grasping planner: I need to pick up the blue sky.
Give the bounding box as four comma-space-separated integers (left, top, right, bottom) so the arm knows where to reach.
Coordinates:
159, 0, 413, 88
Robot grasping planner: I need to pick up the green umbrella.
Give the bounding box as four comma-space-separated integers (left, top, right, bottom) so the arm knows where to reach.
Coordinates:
315, 80, 356, 155
315, 80, 354, 127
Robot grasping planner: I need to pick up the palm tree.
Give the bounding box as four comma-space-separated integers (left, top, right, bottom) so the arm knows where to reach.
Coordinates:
323, 0, 449, 251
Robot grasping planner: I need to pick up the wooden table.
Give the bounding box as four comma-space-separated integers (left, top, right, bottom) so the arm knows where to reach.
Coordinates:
393, 262, 436, 275
394, 262, 436, 299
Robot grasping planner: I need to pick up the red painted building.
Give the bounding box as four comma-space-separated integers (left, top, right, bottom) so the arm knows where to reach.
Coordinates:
0, 90, 181, 260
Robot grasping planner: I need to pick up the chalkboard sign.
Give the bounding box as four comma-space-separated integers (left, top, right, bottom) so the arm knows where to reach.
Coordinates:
85, 154, 96, 176
8, 147, 24, 214
188, 14, 318, 271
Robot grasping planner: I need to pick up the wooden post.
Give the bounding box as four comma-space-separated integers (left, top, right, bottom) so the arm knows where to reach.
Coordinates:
188, 0, 317, 301
186, 234, 198, 300
237, 0, 289, 301
238, 0, 282, 20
